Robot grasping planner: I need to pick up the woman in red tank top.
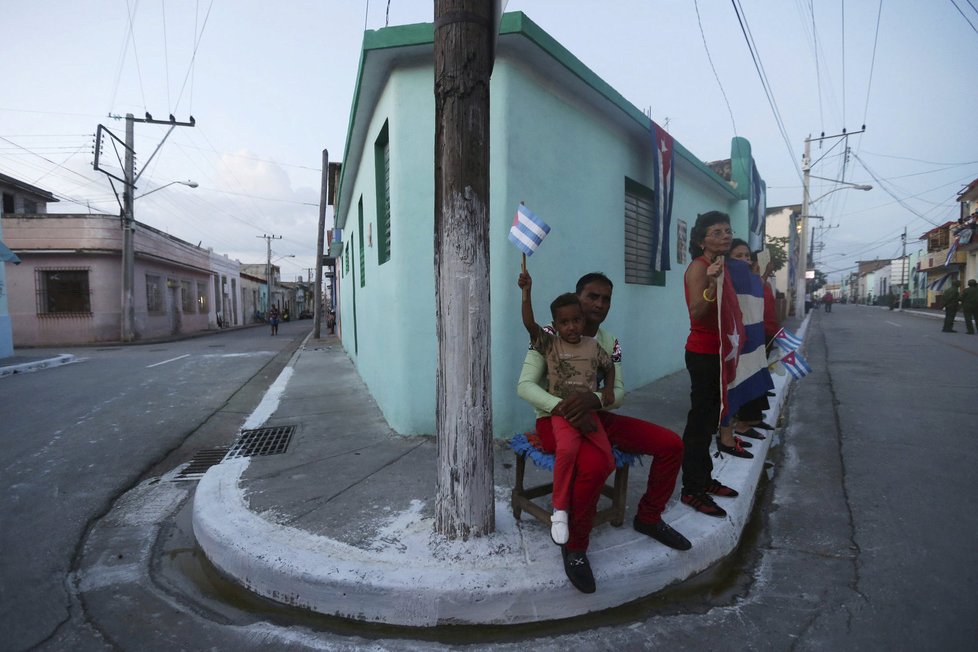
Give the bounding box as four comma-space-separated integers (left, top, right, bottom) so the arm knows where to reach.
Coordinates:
679, 211, 752, 519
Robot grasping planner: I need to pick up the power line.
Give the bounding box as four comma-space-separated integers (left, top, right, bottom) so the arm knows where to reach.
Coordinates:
124, 0, 148, 112
694, 0, 737, 135
860, 0, 884, 127
0, 135, 98, 186
841, 0, 847, 126
949, 0, 978, 34
853, 152, 974, 228
859, 150, 978, 166
173, 0, 215, 115
162, 0, 171, 111
730, 0, 802, 182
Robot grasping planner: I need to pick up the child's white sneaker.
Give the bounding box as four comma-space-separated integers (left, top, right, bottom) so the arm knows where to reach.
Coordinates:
550, 509, 569, 545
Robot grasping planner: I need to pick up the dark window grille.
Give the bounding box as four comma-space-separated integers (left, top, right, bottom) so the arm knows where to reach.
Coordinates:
375, 121, 392, 265
36, 268, 91, 315
146, 275, 164, 313
624, 178, 666, 286
181, 280, 194, 312
358, 197, 366, 288
197, 281, 208, 312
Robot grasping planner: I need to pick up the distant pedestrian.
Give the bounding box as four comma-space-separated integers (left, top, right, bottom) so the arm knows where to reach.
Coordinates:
823, 291, 834, 313
269, 305, 280, 335
961, 279, 978, 335
941, 281, 961, 332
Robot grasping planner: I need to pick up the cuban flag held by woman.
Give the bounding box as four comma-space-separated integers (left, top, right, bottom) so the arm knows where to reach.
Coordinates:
718, 257, 774, 424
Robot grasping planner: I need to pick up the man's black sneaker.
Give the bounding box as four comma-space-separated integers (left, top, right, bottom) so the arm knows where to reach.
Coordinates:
633, 516, 692, 550
561, 547, 596, 593
681, 491, 727, 518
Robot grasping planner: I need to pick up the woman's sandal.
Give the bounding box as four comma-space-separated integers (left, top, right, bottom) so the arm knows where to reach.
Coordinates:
736, 427, 766, 440
715, 435, 754, 459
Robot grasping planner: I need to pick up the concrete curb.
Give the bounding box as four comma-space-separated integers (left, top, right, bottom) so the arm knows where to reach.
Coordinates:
0, 353, 76, 378
191, 319, 808, 626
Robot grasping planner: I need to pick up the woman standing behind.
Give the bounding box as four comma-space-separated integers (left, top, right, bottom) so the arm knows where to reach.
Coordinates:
680, 212, 752, 519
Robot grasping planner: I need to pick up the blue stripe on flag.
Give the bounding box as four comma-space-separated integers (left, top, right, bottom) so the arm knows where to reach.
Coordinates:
508, 204, 551, 256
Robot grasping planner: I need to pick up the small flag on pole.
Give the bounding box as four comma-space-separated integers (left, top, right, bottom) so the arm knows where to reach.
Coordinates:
508, 204, 551, 256
778, 350, 812, 378
772, 327, 802, 352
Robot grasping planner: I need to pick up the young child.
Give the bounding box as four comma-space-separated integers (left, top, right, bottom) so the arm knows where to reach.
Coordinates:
518, 270, 615, 545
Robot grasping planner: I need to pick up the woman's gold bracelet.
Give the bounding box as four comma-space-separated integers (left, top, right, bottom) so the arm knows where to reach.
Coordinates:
703, 288, 717, 302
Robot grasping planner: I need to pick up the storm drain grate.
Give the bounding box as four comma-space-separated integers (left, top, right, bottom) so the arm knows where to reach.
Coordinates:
173, 447, 230, 482
225, 425, 296, 459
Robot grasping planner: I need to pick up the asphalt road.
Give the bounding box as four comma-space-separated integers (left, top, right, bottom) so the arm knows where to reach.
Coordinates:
5, 307, 977, 651
0, 320, 309, 651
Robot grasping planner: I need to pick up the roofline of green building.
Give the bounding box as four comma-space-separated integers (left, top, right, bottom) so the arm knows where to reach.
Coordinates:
335, 11, 738, 225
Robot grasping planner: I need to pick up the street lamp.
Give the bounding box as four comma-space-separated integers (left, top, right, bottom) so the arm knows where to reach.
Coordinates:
134, 179, 198, 200
809, 179, 872, 204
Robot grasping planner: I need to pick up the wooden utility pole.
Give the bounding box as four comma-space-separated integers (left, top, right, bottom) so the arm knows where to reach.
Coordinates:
433, 0, 495, 539
96, 113, 195, 341
314, 149, 328, 339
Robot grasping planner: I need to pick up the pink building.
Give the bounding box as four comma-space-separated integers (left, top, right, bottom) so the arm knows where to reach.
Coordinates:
3, 213, 240, 346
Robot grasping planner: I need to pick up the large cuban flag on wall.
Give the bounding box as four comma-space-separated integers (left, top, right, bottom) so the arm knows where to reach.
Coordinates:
650, 121, 675, 272
748, 160, 766, 252
718, 258, 774, 424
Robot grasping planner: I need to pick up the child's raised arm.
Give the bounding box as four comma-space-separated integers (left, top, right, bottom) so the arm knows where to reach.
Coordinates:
518, 271, 541, 343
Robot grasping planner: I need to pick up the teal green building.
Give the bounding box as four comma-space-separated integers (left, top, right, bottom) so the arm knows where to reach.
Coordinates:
332, 12, 764, 438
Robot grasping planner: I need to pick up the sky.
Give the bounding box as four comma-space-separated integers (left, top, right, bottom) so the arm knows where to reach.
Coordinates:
2, 1, 977, 284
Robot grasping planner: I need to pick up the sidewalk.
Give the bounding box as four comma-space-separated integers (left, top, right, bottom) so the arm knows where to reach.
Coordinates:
0, 352, 77, 377
192, 319, 806, 627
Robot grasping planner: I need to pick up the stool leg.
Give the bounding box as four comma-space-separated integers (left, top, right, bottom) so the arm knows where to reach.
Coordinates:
511, 453, 526, 520
611, 465, 629, 527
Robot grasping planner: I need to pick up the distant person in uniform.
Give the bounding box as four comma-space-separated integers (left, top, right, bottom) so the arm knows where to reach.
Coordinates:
961, 279, 978, 335
941, 280, 961, 333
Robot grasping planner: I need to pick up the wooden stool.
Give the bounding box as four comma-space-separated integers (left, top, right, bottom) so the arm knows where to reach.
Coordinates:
509, 432, 639, 528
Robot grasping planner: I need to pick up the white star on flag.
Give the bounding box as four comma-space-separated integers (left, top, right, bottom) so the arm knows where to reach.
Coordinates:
724, 330, 740, 362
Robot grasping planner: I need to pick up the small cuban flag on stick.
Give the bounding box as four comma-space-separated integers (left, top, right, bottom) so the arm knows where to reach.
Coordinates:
509, 203, 551, 259
772, 327, 803, 353
509, 202, 551, 300
777, 350, 813, 379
